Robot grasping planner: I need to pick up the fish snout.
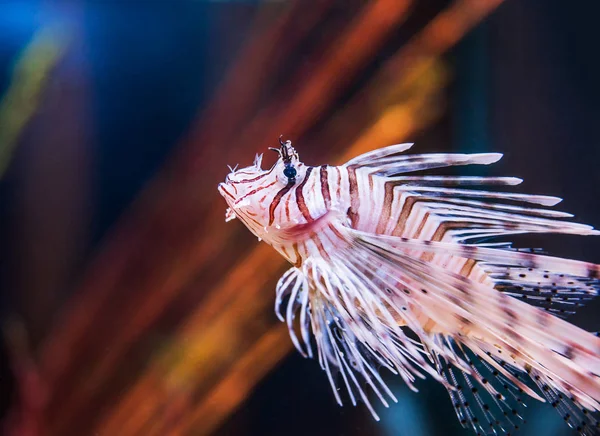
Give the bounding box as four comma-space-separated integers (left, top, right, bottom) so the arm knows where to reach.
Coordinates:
218, 182, 229, 197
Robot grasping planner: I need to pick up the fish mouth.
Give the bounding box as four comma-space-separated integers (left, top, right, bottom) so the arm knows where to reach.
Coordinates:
219, 179, 239, 199
218, 182, 232, 199
218, 183, 238, 223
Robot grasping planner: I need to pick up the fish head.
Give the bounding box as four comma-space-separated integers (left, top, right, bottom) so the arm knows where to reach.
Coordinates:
218, 140, 308, 239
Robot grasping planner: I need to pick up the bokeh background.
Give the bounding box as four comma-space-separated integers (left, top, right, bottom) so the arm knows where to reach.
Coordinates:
0, 1, 599, 435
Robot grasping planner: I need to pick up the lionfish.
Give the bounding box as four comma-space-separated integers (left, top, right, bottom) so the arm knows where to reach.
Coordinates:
218, 140, 600, 435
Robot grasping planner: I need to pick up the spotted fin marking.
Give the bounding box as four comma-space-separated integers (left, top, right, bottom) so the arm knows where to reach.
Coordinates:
487, 266, 598, 318
351, 232, 600, 284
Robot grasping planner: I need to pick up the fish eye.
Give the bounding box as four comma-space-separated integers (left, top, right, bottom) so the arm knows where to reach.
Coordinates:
283, 165, 297, 180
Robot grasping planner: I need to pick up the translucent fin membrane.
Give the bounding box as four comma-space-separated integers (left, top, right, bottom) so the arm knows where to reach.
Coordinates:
310, 301, 399, 420
389, 176, 523, 186
431, 338, 527, 435
394, 186, 562, 206
356, 153, 504, 176
275, 267, 312, 358
345, 143, 414, 166
303, 256, 444, 420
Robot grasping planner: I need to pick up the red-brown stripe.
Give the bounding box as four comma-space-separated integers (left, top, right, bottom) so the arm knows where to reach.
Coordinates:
320, 165, 331, 208
284, 196, 291, 221
236, 172, 269, 184
328, 223, 345, 241
391, 196, 451, 237
295, 167, 314, 222
421, 221, 477, 262
312, 233, 330, 261
375, 181, 395, 234
391, 195, 419, 236
220, 187, 236, 200
235, 164, 276, 184
436, 221, 479, 240
347, 165, 360, 227
459, 258, 477, 277
412, 212, 430, 239
292, 243, 302, 267
236, 180, 277, 204
269, 181, 295, 226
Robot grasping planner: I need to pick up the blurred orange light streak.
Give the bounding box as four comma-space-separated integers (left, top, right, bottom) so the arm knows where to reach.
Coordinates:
169, 324, 291, 436
185, 0, 336, 164
95, 243, 285, 435
207, 0, 414, 169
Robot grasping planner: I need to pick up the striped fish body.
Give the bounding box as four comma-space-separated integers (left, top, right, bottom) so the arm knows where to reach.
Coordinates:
218, 142, 600, 435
